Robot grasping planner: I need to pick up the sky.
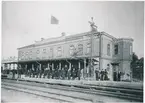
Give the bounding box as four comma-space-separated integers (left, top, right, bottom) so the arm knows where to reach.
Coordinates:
2, 1, 144, 59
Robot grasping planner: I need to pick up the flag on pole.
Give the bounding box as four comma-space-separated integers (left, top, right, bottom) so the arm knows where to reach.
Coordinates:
51, 15, 59, 24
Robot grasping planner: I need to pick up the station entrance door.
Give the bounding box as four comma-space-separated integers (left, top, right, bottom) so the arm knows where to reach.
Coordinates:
111, 63, 120, 81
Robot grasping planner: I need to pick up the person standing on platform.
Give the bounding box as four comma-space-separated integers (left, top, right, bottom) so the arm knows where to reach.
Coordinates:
95, 69, 99, 81
51, 68, 55, 79
77, 68, 81, 80
72, 67, 76, 80
86, 66, 89, 79
56, 66, 59, 79
43, 67, 46, 78
67, 67, 71, 80
18, 66, 21, 78
100, 69, 104, 81
61, 68, 65, 80
36, 66, 39, 78
80, 68, 84, 79
39, 67, 42, 78
12, 69, 15, 79
64, 65, 68, 79
58, 67, 62, 79
47, 67, 51, 79
32, 67, 35, 77
104, 69, 108, 80
118, 71, 121, 81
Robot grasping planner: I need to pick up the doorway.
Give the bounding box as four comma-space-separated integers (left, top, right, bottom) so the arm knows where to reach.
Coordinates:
112, 63, 120, 81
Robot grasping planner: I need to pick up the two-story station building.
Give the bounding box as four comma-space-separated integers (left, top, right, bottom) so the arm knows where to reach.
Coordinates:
17, 30, 133, 81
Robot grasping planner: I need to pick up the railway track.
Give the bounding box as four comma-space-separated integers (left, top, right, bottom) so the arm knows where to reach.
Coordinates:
2, 79, 143, 103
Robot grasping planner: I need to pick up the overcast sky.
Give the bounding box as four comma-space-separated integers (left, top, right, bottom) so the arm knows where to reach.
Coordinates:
2, 1, 144, 59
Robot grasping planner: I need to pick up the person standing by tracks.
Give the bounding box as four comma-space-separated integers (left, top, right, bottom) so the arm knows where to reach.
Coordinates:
118, 71, 121, 81
55, 66, 59, 79
12, 69, 15, 79
36, 66, 39, 78
64, 65, 68, 80
77, 68, 81, 80
51, 68, 55, 79
61, 68, 65, 80
104, 69, 108, 80
95, 68, 99, 81
100, 69, 104, 81
58, 67, 62, 79
72, 67, 76, 80
67, 67, 71, 80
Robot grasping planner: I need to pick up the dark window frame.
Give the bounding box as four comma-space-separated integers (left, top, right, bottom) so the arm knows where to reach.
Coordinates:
114, 44, 118, 55
107, 44, 111, 56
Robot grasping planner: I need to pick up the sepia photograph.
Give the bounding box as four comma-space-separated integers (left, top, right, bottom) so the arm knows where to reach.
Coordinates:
1, 1, 144, 103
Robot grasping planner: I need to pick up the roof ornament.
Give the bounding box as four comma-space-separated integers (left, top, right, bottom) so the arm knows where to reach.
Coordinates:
61, 32, 66, 36
41, 38, 45, 41
88, 17, 98, 32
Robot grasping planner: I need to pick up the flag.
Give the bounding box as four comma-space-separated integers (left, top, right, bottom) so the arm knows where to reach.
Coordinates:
51, 15, 59, 24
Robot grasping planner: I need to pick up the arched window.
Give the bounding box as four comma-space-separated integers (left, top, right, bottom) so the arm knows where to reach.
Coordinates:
19, 51, 24, 60
43, 48, 46, 54
69, 45, 75, 56
36, 49, 40, 59
36, 49, 40, 54
50, 47, 53, 58
57, 46, 62, 57
29, 50, 32, 59
114, 44, 118, 55
78, 44, 83, 55
25, 52, 29, 60
107, 44, 110, 56
86, 43, 91, 54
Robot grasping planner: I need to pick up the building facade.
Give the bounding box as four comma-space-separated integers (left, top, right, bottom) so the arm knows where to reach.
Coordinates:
16, 31, 133, 81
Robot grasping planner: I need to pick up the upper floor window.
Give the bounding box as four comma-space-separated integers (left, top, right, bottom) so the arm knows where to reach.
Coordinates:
43, 48, 46, 54
78, 44, 83, 55
36, 49, 40, 54
29, 51, 32, 59
69, 45, 75, 56
86, 43, 91, 54
114, 44, 118, 55
25, 52, 28, 59
107, 44, 110, 56
57, 46, 62, 57
50, 47, 53, 58
19, 51, 24, 60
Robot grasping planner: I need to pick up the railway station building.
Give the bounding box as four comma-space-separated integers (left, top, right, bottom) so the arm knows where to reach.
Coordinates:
15, 30, 133, 81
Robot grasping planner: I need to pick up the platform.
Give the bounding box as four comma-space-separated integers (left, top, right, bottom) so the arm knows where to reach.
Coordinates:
16, 76, 143, 90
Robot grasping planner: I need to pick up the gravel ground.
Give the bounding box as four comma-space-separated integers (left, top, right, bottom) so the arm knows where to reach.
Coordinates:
1, 88, 67, 103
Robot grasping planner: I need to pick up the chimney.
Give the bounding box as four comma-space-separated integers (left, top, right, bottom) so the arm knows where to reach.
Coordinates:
61, 32, 66, 36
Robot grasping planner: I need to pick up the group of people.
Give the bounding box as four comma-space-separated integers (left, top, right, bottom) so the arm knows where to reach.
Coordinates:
95, 69, 109, 81
2, 64, 122, 81
25, 65, 82, 80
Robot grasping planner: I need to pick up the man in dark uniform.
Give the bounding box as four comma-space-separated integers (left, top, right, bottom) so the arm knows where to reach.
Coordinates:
58, 67, 62, 79
36, 66, 39, 78
77, 68, 81, 80
72, 67, 76, 80
100, 69, 104, 81
95, 69, 99, 81
61, 68, 65, 80
67, 67, 71, 80
118, 71, 121, 81
64, 65, 68, 79
104, 69, 108, 80
48, 67, 51, 79
51, 68, 55, 79
113, 72, 117, 81
12, 69, 15, 79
